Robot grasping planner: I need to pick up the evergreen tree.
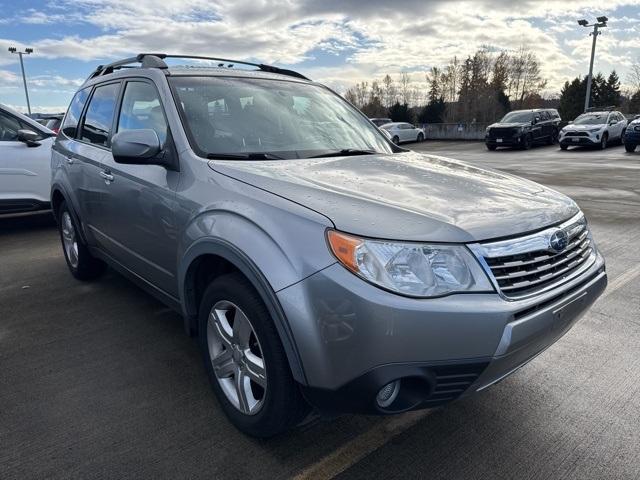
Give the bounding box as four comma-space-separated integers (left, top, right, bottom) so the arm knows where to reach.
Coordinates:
388, 101, 414, 123
558, 77, 585, 121
629, 90, 640, 114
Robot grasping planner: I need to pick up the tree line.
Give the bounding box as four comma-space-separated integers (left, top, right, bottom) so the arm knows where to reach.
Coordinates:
344, 46, 640, 124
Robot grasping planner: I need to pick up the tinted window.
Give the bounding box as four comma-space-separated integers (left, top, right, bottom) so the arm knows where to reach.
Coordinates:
501, 111, 533, 123
61, 88, 90, 138
81, 83, 120, 147
117, 82, 168, 145
539, 111, 549, 121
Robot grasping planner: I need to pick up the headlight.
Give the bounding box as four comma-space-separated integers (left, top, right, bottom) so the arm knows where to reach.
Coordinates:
327, 230, 493, 297
485, 127, 491, 134
588, 128, 601, 133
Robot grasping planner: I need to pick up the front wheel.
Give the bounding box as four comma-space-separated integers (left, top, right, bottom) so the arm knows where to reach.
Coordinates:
199, 273, 309, 437
625, 143, 636, 152
392, 136, 400, 145
486, 144, 497, 151
57, 201, 105, 280
521, 134, 532, 150
600, 133, 608, 150
560, 144, 568, 151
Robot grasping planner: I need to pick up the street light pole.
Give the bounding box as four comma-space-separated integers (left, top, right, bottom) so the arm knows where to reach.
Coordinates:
8, 47, 34, 116
577, 17, 608, 112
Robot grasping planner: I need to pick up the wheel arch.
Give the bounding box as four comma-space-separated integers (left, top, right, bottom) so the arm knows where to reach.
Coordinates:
49, 183, 89, 244
180, 238, 307, 385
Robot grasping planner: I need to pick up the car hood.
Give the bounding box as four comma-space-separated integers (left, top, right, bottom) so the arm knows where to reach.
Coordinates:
488, 122, 529, 128
564, 124, 605, 131
209, 151, 579, 242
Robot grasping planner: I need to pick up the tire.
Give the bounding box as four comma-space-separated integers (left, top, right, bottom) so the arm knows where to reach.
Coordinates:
599, 133, 608, 150
417, 132, 424, 142
392, 136, 400, 145
620, 129, 626, 144
57, 200, 105, 280
486, 144, 497, 151
547, 129, 558, 145
625, 143, 636, 152
199, 272, 309, 437
521, 134, 532, 150
560, 144, 568, 151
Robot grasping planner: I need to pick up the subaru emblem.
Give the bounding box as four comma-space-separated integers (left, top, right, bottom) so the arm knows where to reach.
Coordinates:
549, 229, 569, 253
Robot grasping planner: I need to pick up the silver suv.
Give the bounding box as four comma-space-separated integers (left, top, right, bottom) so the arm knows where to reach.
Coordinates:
51, 54, 607, 437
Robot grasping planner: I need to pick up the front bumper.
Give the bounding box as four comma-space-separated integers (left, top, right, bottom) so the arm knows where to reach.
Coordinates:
485, 134, 524, 147
278, 252, 606, 414
559, 131, 601, 146
624, 129, 640, 145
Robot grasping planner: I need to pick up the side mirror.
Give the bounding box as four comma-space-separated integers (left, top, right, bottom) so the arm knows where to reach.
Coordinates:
17, 129, 40, 147
111, 129, 162, 166
533, 117, 540, 124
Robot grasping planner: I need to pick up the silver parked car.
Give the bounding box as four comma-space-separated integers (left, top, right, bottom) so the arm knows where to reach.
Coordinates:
559, 109, 628, 150
52, 54, 607, 437
380, 121, 425, 144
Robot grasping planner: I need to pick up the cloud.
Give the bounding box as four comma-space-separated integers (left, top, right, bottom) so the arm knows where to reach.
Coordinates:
1, 0, 640, 103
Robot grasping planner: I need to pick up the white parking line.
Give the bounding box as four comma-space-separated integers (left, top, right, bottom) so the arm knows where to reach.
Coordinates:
293, 410, 432, 480
600, 263, 640, 300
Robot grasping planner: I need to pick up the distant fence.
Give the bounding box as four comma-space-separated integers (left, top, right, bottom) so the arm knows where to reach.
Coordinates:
420, 123, 491, 141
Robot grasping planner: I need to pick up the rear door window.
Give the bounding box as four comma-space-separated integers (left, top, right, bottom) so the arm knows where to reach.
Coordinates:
80, 82, 120, 147
61, 88, 90, 138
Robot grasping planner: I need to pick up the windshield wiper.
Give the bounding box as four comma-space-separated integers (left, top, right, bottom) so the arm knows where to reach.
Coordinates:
206, 152, 285, 160
307, 149, 378, 159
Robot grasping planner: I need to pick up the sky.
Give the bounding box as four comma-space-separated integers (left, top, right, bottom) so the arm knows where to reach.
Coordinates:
1, 0, 640, 113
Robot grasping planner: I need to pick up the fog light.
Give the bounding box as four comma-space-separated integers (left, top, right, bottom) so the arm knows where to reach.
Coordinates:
376, 380, 400, 408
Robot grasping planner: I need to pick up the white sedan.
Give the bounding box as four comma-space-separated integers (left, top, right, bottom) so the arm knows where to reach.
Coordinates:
0, 104, 56, 215
380, 122, 425, 144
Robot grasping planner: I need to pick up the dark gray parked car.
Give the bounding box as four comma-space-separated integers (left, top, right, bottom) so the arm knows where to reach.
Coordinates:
51, 54, 607, 437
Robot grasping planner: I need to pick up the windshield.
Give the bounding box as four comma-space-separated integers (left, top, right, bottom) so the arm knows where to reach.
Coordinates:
169, 76, 393, 159
573, 114, 607, 125
500, 111, 533, 123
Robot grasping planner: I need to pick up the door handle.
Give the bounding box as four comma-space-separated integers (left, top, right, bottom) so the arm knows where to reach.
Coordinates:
65, 156, 74, 164
99, 171, 114, 183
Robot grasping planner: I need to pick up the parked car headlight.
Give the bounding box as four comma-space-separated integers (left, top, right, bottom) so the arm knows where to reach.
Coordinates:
327, 230, 493, 297
588, 128, 601, 133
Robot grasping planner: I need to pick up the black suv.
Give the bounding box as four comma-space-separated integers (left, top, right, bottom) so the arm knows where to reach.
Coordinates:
485, 109, 561, 150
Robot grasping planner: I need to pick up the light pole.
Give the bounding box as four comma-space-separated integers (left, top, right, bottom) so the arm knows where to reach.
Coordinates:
8, 47, 34, 116
577, 16, 608, 112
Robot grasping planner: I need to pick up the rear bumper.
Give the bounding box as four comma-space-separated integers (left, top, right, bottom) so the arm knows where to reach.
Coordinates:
280, 253, 606, 414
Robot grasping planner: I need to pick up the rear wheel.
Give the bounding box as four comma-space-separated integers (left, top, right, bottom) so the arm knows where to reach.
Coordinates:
57, 201, 105, 280
547, 129, 558, 145
625, 143, 636, 152
392, 136, 400, 145
417, 132, 424, 142
199, 272, 309, 437
521, 134, 532, 150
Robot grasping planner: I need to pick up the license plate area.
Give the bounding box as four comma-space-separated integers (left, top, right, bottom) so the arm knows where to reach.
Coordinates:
496, 138, 503, 143
552, 291, 588, 334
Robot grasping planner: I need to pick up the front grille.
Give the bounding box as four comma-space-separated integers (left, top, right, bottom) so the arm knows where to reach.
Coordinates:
564, 131, 589, 137
489, 127, 517, 138
472, 213, 596, 299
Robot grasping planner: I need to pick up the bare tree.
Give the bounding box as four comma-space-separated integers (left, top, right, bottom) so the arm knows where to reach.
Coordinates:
382, 74, 396, 109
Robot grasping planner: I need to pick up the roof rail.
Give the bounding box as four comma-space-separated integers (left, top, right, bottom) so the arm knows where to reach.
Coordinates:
85, 53, 310, 82
585, 106, 617, 112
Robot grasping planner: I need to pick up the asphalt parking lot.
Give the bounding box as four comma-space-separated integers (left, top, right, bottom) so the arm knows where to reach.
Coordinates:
1, 141, 639, 480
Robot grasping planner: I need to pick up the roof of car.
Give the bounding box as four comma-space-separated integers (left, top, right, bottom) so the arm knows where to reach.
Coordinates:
81, 53, 312, 88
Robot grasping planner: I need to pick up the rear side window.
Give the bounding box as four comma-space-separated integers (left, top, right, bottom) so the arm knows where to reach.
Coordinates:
0, 110, 33, 141
117, 82, 168, 146
61, 88, 90, 138
81, 83, 120, 147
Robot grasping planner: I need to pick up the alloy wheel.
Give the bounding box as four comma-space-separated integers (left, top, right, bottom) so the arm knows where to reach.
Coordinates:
207, 300, 267, 415
61, 211, 79, 269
